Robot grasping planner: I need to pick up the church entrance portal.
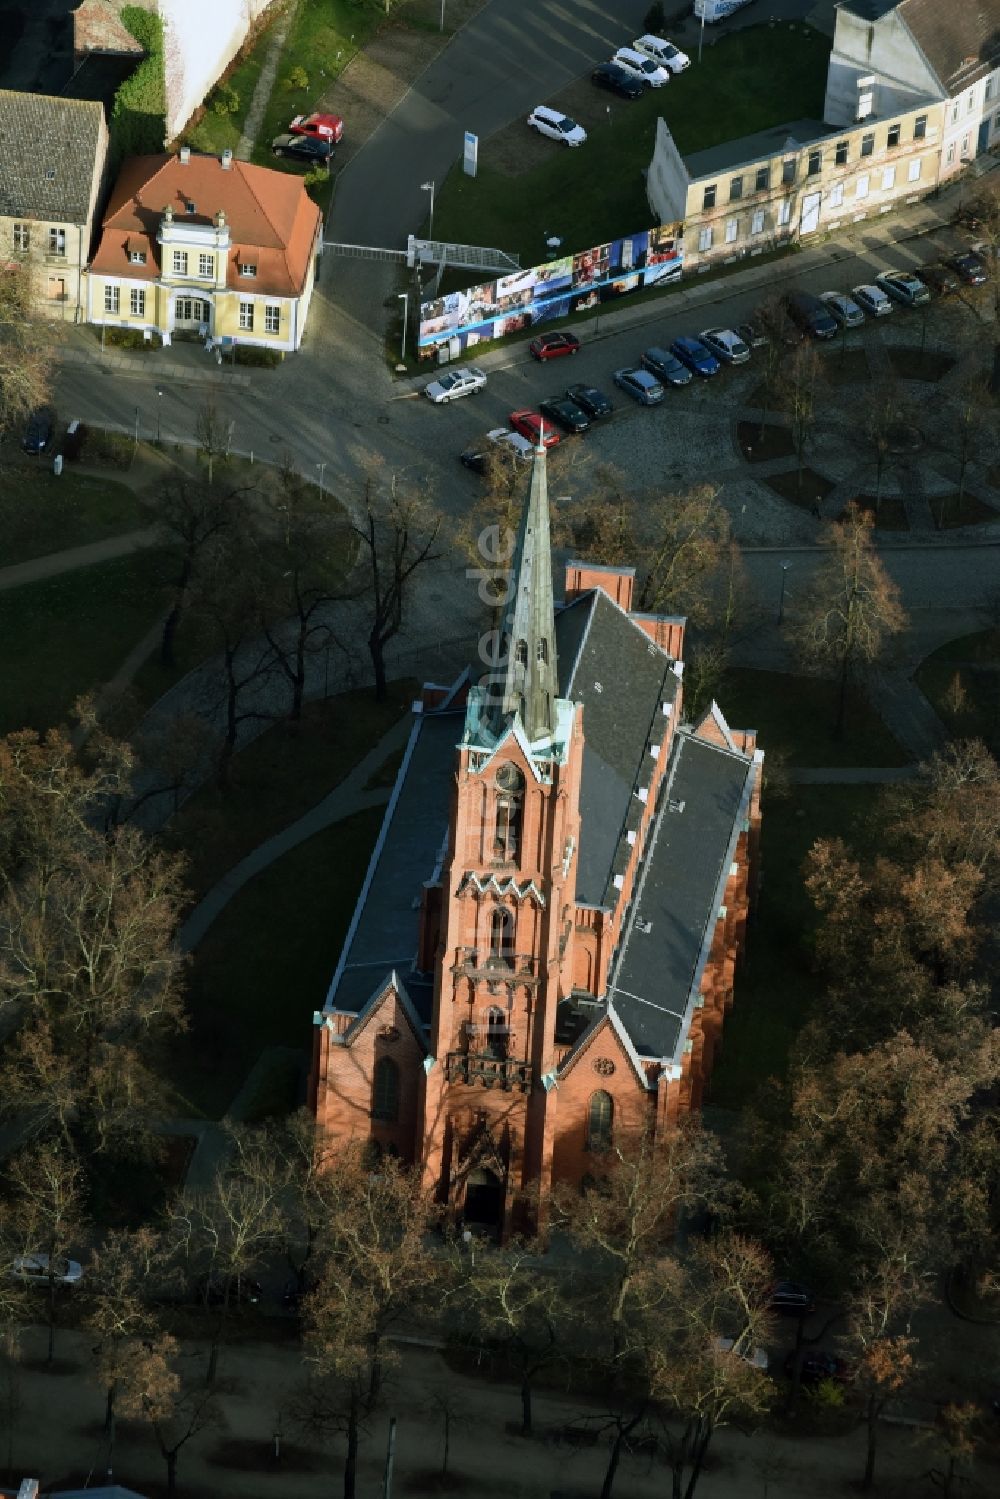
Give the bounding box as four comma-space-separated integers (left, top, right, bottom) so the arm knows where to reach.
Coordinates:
463, 1166, 503, 1229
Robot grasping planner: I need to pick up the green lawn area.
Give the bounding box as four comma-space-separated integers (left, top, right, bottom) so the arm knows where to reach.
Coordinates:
432, 25, 831, 265
708, 784, 882, 1110
0, 548, 172, 735
182, 42, 269, 155
172, 806, 385, 1117
163, 680, 416, 901
916, 629, 1000, 755
0, 467, 146, 567
718, 668, 908, 767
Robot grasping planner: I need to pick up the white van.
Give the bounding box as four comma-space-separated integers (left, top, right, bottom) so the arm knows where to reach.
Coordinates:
633, 34, 690, 72
694, 0, 756, 22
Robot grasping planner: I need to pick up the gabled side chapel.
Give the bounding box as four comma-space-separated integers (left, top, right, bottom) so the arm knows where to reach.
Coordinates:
310, 445, 762, 1235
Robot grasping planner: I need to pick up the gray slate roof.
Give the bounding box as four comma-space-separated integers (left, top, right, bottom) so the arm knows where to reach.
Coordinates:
0, 90, 104, 223
839, 0, 1000, 92
682, 118, 834, 180
556, 589, 679, 909
607, 731, 754, 1061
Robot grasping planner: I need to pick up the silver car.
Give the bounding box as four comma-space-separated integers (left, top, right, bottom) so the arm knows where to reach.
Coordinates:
11, 1253, 84, 1286
819, 291, 865, 327
852, 283, 893, 317
875, 271, 932, 307
424, 366, 487, 404
699, 326, 751, 365
487, 427, 533, 463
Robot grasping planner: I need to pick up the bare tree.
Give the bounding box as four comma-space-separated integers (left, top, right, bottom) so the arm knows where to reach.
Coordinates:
194, 396, 232, 486
8, 1143, 86, 1364
776, 342, 821, 499
863, 382, 903, 516
152, 474, 243, 668
0, 262, 53, 459
131, 1344, 222, 1499
940, 368, 991, 526
352, 475, 443, 701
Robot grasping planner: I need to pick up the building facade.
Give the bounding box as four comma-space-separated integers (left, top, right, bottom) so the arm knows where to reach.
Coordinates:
311, 448, 762, 1236
0, 90, 109, 322
87, 149, 322, 351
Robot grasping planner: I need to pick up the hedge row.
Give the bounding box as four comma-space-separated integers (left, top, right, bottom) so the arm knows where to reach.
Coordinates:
111, 6, 167, 162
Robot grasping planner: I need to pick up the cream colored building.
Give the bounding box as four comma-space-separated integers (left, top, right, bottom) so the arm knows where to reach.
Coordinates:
0, 90, 109, 322
647, 99, 946, 272
87, 148, 322, 351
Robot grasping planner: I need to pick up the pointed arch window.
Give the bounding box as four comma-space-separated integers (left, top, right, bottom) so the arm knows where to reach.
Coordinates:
489, 906, 513, 963
586, 1090, 613, 1153
515, 639, 528, 667
537, 638, 548, 664
485, 1005, 508, 1058
372, 1057, 400, 1122
494, 763, 524, 859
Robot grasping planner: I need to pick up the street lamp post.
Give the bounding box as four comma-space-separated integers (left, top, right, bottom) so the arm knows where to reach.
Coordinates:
421, 180, 435, 241
397, 292, 409, 364
316, 461, 326, 498
777, 562, 790, 625
439, 0, 446, 30
698, 5, 707, 64
134, 405, 139, 448
155, 388, 163, 444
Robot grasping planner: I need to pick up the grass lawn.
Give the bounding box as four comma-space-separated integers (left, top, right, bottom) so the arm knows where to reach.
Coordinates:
737, 422, 794, 462
172, 806, 385, 1117
718, 668, 908, 767
708, 784, 882, 1110
163, 681, 416, 901
821, 347, 871, 388
764, 467, 837, 510
934, 492, 1000, 528
0, 466, 145, 567
886, 346, 955, 382
916, 629, 1000, 753
182, 41, 270, 155
846, 492, 910, 530
431, 25, 831, 265
0, 548, 172, 735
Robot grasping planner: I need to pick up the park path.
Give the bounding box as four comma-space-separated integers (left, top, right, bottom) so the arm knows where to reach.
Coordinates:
236, 0, 301, 162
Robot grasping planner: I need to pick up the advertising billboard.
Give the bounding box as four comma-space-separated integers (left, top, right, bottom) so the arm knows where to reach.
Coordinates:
417, 223, 684, 361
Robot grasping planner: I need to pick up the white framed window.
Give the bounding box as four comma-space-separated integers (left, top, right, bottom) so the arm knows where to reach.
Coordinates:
172, 250, 188, 275
950, 101, 959, 123
198, 253, 214, 278
13, 222, 29, 251
697, 225, 713, 252
129, 249, 146, 264
48, 227, 66, 256
946, 143, 956, 165
240, 262, 257, 278
856, 173, 870, 199
264, 303, 280, 334
130, 287, 145, 317
961, 133, 971, 156
777, 199, 791, 227
995, 111, 1000, 132
986, 78, 994, 101
966, 90, 975, 113
858, 91, 873, 120
751, 208, 765, 235
908, 157, 922, 182
828, 182, 844, 207
882, 165, 896, 190
104, 284, 119, 314
725, 217, 738, 244
239, 301, 254, 330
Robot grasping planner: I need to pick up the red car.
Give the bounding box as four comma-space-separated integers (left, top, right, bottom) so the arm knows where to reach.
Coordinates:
509, 410, 561, 448
289, 112, 344, 144
529, 331, 580, 361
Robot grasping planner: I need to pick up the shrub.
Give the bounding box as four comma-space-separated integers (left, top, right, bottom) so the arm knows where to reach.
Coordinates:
81, 429, 134, 469
286, 65, 309, 91
212, 83, 241, 117
111, 7, 167, 161
235, 345, 282, 368
97, 326, 159, 352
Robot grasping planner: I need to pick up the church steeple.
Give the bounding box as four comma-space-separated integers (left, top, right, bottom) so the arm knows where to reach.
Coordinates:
496, 441, 559, 741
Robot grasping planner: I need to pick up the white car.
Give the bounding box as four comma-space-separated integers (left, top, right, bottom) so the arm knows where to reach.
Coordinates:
526, 106, 587, 147
611, 47, 670, 87
633, 34, 690, 73
487, 427, 533, 463
424, 366, 487, 404
11, 1254, 84, 1286
852, 283, 894, 317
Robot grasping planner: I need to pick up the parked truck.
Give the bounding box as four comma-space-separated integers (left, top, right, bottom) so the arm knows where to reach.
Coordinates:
693, 0, 755, 22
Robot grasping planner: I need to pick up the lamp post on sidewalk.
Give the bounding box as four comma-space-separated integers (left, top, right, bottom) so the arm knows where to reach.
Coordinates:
777, 561, 790, 625
316, 460, 326, 498
421, 180, 435, 241
397, 292, 409, 367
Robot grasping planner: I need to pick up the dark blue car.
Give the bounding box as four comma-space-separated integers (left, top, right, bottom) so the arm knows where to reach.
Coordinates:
640, 346, 693, 387
669, 335, 720, 378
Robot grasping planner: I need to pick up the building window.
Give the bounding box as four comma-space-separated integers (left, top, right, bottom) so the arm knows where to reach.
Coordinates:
807, 148, 822, 176
698, 225, 713, 252
946, 143, 956, 166
860, 132, 874, 158
961, 134, 971, 157
264, 303, 280, 334
172, 250, 188, 275
104, 284, 120, 314
914, 115, 927, 139
489, 907, 512, 963
754, 165, 770, 191
725, 217, 738, 243
908, 158, 922, 182
829, 182, 844, 207
887, 122, 901, 148
777, 199, 791, 227
986, 79, 994, 102
494, 763, 523, 858
882, 165, 896, 190
782, 158, 796, 184
129, 249, 146, 264
995, 111, 1000, 133
858, 91, 873, 120
240, 262, 258, 277
239, 301, 254, 330
198, 253, 214, 277
966, 90, 975, 114
950, 102, 959, 124
48, 227, 66, 256
751, 208, 765, 235
856, 173, 870, 199
835, 140, 849, 166
372, 1057, 399, 1122
729, 175, 743, 201
13, 223, 29, 251
587, 1090, 614, 1153
485, 1006, 507, 1058
130, 287, 145, 317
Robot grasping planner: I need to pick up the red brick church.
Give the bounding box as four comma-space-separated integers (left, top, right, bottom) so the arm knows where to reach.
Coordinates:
310, 445, 762, 1234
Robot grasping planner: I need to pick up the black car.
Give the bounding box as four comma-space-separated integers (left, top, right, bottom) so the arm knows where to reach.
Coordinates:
459, 446, 486, 474
785, 291, 838, 340
916, 264, 958, 296
271, 132, 333, 165
735, 322, 769, 350
946, 251, 988, 285
641, 345, 693, 387
565, 383, 613, 419
767, 1280, 816, 1315
22, 408, 54, 454
784, 1350, 851, 1386
590, 62, 645, 100
539, 396, 590, 434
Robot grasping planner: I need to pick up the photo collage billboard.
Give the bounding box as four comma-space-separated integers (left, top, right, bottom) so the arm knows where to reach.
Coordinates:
416, 224, 684, 361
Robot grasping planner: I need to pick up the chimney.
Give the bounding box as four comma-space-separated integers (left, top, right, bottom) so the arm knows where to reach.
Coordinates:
179, 145, 190, 165
221, 148, 233, 169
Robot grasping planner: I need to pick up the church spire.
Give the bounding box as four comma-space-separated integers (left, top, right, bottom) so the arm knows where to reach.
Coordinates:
496, 439, 559, 741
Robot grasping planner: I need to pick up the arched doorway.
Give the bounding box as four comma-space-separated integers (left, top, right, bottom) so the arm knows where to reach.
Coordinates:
463, 1166, 504, 1229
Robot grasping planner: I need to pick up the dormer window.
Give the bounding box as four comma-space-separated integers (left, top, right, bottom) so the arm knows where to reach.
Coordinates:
129, 249, 147, 264
240, 262, 257, 278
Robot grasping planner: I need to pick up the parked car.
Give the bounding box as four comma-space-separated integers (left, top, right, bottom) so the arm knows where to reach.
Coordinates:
917, 264, 959, 296
735, 321, 769, 349
716, 1335, 769, 1371
767, 1280, 816, 1316
633, 34, 690, 73
271, 132, 332, 164
566, 382, 613, 419
590, 61, 645, 99
529, 330, 580, 361
784, 1350, 851, 1386
539, 396, 590, 433
423, 365, 487, 403
640, 346, 693, 386
10, 1253, 84, 1287
22, 408, 54, 454
819, 290, 865, 327
852, 282, 894, 316
487, 427, 534, 462
699, 326, 751, 365
611, 48, 670, 87
510, 409, 561, 447
199, 1273, 263, 1309
526, 105, 587, 146
613, 367, 664, 405
785, 290, 838, 339
875, 270, 931, 307
459, 446, 487, 473
282, 1274, 312, 1312
945, 250, 988, 285
669, 335, 721, 377
288, 111, 344, 143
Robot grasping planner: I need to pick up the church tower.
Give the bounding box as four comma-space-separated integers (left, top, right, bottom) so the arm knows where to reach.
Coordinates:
419, 444, 584, 1235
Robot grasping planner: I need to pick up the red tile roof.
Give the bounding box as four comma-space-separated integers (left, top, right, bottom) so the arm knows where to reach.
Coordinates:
91, 152, 322, 297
